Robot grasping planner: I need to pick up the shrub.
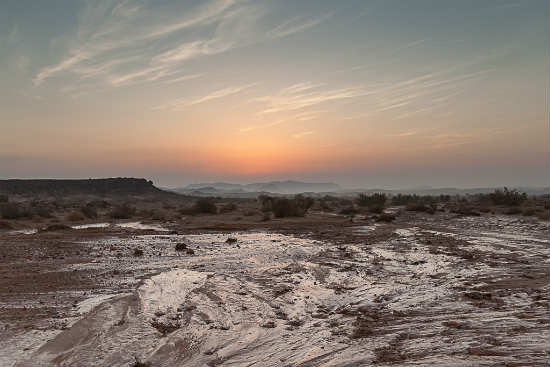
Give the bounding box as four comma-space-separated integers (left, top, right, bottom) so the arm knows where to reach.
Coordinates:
406, 203, 435, 214
109, 204, 136, 219
81, 205, 98, 219
219, 202, 237, 213
294, 194, 314, 209
259, 195, 273, 212
0, 220, 14, 229
452, 206, 480, 216
368, 205, 384, 214
522, 208, 537, 216
356, 193, 386, 207
175, 242, 188, 251
504, 207, 522, 215
338, 198, 353, 207
0, 195, 8, 203
537, 210, 550, 221
41, 224, 72, 232
486, 188, 527, 206
376, 213, 396, 222
272, 199, 304, 218
180, 198, 217, 215
319, 199, 333, 211
34, 205, 53, 218
260, 195, 313, 218
151, 210, 166, 221
87, 200, 111, 209
0, 203, 24, 219
131, 357, 151, 367
391, 194, 421, 206
133, 248, 144, 257
66, 211, 85, 221
340, 206, 359, 215
194, 198, 218, 214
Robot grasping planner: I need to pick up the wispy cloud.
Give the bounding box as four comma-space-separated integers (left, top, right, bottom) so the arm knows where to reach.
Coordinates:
163, 73, 204, 84
157, 83, 257, 110
189, 83, 257, 105
267, 12, 333, 39
292, 130, 314, 139
368, 67, 493, 118
254, 82, 371, 114
33, 1, 336, 91
239, 118, 286, 133
33, 0, 263, 87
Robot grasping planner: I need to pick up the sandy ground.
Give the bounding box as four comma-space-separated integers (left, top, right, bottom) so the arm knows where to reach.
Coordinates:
0, 211, 549, 366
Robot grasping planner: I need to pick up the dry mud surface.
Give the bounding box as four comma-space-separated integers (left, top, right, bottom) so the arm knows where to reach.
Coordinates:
0, 214, 549, 366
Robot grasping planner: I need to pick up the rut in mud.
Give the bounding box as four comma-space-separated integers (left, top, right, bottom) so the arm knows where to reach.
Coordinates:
3, 215, 550, 366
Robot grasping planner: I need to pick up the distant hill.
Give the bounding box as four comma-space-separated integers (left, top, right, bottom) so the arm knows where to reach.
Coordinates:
176, 180, 341, 195
0, 178, 170, 196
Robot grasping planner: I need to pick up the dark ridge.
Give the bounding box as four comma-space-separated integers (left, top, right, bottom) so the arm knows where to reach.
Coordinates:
0, 178, 170, 196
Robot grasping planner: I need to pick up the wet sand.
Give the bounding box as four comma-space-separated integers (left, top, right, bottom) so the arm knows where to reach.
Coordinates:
1, 211, 549, 366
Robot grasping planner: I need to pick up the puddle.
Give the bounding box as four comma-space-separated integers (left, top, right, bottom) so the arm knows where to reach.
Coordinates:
352, 224, 380, 233
7, 229, 38, 235
116, 221, 171, 231
71, 223, 111, 229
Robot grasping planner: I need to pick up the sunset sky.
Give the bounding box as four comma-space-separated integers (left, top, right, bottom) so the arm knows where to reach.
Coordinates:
1, 0, 548, 188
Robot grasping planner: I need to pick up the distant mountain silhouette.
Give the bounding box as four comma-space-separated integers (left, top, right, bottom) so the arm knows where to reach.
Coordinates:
0, 178, 169, 196
179, 180, 341, 194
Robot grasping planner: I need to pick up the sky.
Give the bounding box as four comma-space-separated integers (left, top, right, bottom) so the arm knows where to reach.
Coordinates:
0, 0, 548, 189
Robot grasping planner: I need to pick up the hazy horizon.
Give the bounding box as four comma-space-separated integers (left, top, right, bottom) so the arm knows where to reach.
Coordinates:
1, 0, 549, 188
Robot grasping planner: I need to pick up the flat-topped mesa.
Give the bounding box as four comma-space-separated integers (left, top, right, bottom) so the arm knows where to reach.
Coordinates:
0, 178, 166, 196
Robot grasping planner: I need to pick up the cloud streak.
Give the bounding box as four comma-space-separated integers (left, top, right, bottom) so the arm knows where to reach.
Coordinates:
292, 130, 314, 139
32, 0, 261, 87
33, 0, 336, 91
156, 83, 258, 110
254, 83, 372, 114
267, 12, 333, 39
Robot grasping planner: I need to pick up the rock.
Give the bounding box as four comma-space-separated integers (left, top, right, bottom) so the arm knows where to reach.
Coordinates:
261, 321, 276, 328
